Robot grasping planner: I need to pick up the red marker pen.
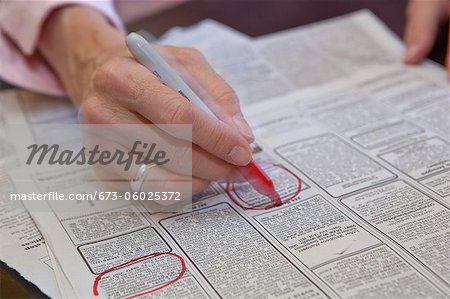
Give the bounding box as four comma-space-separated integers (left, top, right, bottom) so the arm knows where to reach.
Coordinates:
239, 161, 281, 205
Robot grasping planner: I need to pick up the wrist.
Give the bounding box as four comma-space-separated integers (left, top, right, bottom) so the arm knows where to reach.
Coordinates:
38, 6, 124, 103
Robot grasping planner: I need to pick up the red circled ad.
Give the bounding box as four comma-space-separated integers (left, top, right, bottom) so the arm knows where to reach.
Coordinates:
93, 252, 186, 299
226, 163, 302, 210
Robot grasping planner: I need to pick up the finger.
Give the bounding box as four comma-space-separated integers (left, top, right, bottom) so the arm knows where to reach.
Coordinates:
82, 101, 240, 181
79, 94, 145, 125
158, 46, 254, 142
92, 57, 253, 166
404, 0, 444, 64
447, 22, 450, 71
191, 144, 238, 181
86, 138, 206, 196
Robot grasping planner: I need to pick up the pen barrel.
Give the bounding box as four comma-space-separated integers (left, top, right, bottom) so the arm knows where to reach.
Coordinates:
126, 33, 215, 117
238, 162, 277, 197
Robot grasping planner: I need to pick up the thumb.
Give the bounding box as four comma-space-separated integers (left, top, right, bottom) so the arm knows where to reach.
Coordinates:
404, 0, 444, 64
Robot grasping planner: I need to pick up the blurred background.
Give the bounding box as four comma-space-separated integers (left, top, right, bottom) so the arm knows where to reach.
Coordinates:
123, 0, 447, 64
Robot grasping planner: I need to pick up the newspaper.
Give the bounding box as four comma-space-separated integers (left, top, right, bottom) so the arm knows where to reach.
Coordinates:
159, 19, 293, 105
1, 9, 449, 299
0, 92, 74, 298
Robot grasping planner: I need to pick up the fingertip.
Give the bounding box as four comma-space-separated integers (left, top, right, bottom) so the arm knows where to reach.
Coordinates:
192, 178, 211, 196
446, 58, 450, 80
228, 145, 253, 166
404, 44, 425, 64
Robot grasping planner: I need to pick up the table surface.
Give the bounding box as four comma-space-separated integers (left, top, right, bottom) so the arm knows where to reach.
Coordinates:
1, 0, 447, 297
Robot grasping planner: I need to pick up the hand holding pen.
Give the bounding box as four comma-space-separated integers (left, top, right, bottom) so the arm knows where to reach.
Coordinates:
38, 4, 276, 200
126, 33, 281, 203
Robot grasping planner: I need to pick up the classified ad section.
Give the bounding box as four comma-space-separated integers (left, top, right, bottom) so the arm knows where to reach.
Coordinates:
7, 64, 450, 298
242, 66, 450, 295
341, 181, 450, 286
252, 194, 446, 298
275, 134, 396, 198
159, 203, 328, 299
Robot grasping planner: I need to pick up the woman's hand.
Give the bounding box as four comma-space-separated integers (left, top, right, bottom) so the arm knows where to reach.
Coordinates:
38, 6, 254, 193
404, 0, 450, 67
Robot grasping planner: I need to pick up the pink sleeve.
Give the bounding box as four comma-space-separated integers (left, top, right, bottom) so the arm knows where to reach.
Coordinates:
0, 0, 124, 96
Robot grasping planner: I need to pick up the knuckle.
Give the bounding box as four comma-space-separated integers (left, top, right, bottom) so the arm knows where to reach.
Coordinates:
92, 59, 145, 104
214, 85, 239, 106
178, 47, 205, 64
92, 60, 123, 91
167, 99, 194, 124
79, 97, 106, 124
127, 83, 151, 109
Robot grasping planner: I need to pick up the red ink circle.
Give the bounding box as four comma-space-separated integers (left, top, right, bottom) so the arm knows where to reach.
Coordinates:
93, 252, 186, 298
226, 164, 302, 210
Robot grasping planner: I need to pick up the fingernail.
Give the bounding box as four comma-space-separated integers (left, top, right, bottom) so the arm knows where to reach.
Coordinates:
233, 115, 255, 142
405, 44, 421, 63
228, 145, 252, 165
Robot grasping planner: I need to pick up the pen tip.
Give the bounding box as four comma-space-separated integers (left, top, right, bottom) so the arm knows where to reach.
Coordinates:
272, 192, 282, 206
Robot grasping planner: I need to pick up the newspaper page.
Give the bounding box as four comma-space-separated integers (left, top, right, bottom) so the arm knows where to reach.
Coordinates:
244, 65, 450, 298
253, 10, 404, 90
159, 19, 293, 105
0, 91, 77, 298
158, 11, 415, 105
10, 66, 450, 298
0, 18, 284, 296
2, 10, 449, 299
